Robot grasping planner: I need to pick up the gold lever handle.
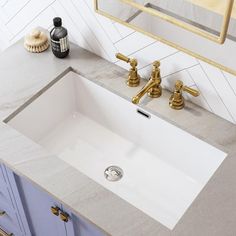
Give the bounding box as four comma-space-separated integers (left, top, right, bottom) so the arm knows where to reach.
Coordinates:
169, 80, 200, 110
183, 86, 200, 97
60, 211, 69, 222
115, 52, 140, 87
116, 52, 137, 68
51, 206, 60, 216
0, 211, 6, 216
0, 227, 13, 236
116, 53, 130, 63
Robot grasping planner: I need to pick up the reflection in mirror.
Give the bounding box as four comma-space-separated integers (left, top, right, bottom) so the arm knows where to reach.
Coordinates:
100, 0, 235, 42
127, 0, 226, 37
96, 0, 236, 76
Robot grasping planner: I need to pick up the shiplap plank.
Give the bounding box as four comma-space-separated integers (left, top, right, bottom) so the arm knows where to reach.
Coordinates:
160, 52, 198, 77
162, 70, 195, 90
69, 0, 117, 62
57, 0, 111, 61
51, 1, 92, 52
115, 31, 155, 56
85, 0, 122, 43
0, 17, 12, 51
188, 64, 234, 123
0, 0, 30, 24
184, 85, 212, 112
115, 41, 177, 74
222, 71, 236, 96
10, 7, 54, 44
114, 22, 135, 38
6, 0, 55, 37
133, 42, 177, 70
200, 61, 236, 122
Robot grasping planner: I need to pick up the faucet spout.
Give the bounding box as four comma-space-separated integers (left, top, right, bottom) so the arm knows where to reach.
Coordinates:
132, 61, 162, 104
132, 80, 159, 104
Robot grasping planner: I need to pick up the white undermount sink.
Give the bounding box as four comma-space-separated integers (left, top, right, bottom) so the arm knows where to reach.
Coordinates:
6, 71, 227, 230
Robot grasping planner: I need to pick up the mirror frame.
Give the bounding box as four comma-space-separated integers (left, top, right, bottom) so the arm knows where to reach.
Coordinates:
94, 0, 236, 76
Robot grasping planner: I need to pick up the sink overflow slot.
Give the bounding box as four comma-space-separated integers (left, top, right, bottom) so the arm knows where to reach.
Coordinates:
137, 109, 151, 119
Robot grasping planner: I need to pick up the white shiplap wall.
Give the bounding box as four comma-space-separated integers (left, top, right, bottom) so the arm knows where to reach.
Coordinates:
0, 0, 236, 123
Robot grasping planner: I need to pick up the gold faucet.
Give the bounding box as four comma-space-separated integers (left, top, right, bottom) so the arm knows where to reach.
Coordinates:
132, 61, 162, 104
169, 80, 200, 110
116, 53, 140, 87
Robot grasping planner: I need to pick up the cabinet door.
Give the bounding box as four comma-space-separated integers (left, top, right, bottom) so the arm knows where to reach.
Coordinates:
15, 175, 67, 236
0, 164, 31, 236
62, 206, 106, 236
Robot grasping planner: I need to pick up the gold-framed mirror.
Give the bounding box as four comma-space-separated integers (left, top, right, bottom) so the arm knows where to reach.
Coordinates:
95, 0, 236, 76
118, 0, 234, 44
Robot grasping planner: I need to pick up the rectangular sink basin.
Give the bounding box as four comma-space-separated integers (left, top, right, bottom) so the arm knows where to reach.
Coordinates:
6, 71, 227, 230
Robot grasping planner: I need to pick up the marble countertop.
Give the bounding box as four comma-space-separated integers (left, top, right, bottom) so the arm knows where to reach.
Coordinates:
0, 38, 236, 236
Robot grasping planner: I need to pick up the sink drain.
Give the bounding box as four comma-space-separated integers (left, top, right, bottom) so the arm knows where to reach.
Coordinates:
104, 166, 123, 182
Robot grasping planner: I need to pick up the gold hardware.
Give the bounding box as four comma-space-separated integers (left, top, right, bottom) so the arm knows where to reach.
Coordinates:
0, 227, 13, 236
51, 207, 69, 222
116, 52, 140, 87
169, 80, 200, 110
132, 61, 162, 104
116, 53, 130, 63
95, 1, 236, 77
51, 206, 60, 216
0, 211, 6, 216
59, 211, 69, 223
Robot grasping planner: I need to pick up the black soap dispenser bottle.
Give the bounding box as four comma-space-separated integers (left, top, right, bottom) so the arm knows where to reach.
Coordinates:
50, 17, 69, 58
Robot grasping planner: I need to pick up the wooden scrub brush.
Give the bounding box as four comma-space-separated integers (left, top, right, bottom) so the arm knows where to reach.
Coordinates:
24, 29, 49, 53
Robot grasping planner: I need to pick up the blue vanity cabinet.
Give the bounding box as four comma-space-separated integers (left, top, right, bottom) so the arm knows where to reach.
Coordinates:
15, 173, 106, 236
14, 174, 67, 236
0, 163, 106, 236
0, 164, 31, 236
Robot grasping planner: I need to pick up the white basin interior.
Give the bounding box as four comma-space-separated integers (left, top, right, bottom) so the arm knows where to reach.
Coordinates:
6, 71, 227, 230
